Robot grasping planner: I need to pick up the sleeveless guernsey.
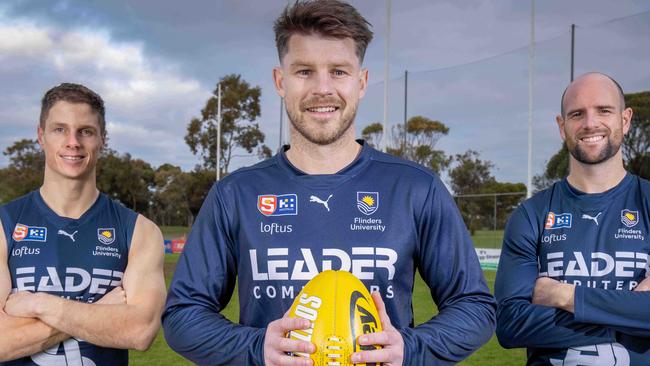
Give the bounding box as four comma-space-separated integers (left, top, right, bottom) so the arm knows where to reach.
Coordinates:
1, 190, 138, 366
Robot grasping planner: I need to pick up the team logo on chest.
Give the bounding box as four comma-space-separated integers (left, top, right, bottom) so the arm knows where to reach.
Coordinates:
621, 209, 639, 228
97, 228, 116, 245
545, 212, 572, 229
356, 192, 379, 215
12, 223, 47, 242
258, 194, 298, 216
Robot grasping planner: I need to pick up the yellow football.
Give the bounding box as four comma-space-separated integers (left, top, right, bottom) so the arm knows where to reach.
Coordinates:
287, 270, 383, 366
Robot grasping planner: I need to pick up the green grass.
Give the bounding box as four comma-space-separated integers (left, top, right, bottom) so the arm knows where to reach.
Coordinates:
130, 228, 525, 365
472, 230, 505, 249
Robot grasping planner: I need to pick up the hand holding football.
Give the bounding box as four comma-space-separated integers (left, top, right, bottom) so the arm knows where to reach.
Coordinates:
287, 270, 383, 366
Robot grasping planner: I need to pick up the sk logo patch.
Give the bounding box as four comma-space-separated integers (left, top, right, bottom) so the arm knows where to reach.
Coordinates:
12, 224, 47, 242
545, 212, 572, 229
357, 192, 379, 215
98, 228, 116, 245
258, 194, 298, 216
621, 209, 639, 228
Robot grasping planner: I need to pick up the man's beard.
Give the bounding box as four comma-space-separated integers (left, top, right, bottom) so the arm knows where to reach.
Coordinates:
287, 98, 357, 146
568, 134, 621, 165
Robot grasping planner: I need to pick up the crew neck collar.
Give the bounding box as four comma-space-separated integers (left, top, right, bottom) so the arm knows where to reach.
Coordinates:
560, 172, 632, 210
275, 139, 373, 189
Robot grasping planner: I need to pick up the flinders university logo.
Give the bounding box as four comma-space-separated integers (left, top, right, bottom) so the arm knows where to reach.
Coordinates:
97, 228, 116, 245
258, 194, 298, 216
12, 223, 47, 242
545, 212, 572, 229
621, 209, 639, 228
357, 192, 378, 215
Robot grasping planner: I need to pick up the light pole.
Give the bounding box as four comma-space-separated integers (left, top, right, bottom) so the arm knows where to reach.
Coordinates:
527, 0, 535, 198
216, 83, 222, 181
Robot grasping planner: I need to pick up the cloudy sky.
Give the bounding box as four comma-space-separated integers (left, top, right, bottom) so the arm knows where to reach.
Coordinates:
1, 0, 649, 186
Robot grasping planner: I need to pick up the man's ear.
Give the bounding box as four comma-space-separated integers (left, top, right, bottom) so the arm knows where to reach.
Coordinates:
358, 68, 369, 100
37, 125, 45, 146
621, 107, 633, 135
556, 115, 566, 141
273, 66, 285, 98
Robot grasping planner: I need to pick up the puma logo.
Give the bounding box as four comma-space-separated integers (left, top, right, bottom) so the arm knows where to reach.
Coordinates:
581, 212, 602, 226
310, 194, 333, 212
58, 229, 78, 242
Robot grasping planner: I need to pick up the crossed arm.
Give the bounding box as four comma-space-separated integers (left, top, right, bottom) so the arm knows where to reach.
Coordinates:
495, 207, 650, 349
0, 216, 166, 361
533, 276, 650, 313
532, 275, 650, 336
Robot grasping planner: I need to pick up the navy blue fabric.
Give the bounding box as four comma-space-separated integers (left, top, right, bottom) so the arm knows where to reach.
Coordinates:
1, 191, 138, 366
163, 142, 496, 366
496, 174, 650, 365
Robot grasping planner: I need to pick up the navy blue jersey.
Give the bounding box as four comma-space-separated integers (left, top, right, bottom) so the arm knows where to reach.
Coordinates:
163, 141, 496, 366
0, 190, 138, 366
495, 174, 650, 365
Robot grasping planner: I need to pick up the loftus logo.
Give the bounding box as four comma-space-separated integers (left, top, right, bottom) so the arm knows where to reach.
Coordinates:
545, 212, 572, 230
350, 291, 381, 355
357, 192, 378, 215
260, 222, 293, 235
97, 228, 116, 245
621, 209, 639, 228
11, 246, 41, 258
258, 194, 298, 216
12, 224, 47, 242
542, 233, 567, 244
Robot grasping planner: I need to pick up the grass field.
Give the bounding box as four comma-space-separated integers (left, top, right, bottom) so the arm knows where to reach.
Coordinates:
129, 227, 526, 365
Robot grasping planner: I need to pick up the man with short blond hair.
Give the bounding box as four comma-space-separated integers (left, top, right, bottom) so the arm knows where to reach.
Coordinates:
0, 83, 166, 365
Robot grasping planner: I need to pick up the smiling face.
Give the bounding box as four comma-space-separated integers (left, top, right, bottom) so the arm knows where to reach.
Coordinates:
557, 73, 632, 165
38, 101, 104, 181
273, 33, 368, 146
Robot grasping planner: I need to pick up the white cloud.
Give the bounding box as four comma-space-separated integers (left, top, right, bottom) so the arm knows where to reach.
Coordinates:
0, 13, 209, 170
0, 23, 53, 57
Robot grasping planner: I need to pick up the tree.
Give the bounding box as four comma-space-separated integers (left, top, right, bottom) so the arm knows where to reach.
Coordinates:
449, 150, 494, 195
533, 143, 569, 192
185, 74, 271, 175
97, 149, 155, 213
186, 169, 216, 222
361, 122, 383, 149
448, 150, 495, 234
447, 150, 525, 234
482, 181, 527, 229
362, 116, 450, 173
152, 164, 193, 227
0, 139, 43, 203
624, 91, 650, 179
387, 116, 450, 173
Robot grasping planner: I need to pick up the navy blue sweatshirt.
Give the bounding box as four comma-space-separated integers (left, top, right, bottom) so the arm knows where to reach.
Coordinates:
496, 174, 650, 365
163, 141, 496, 365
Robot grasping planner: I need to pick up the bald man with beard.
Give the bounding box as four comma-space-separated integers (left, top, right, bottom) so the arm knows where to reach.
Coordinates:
495, 73, 650, 365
